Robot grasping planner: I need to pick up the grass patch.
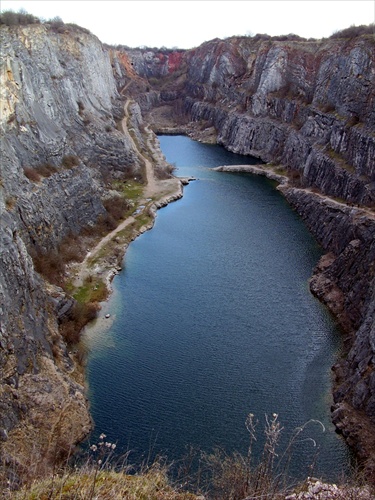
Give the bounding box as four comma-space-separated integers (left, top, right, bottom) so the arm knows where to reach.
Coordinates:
73, 276, 108, 304
272, 164, 287, 175
5, 196, 16, 210
135, 211, 153, 228
112, 179, 144, 201
326, 147, 355, 173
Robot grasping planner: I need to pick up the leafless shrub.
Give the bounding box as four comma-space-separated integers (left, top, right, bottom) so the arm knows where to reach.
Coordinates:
321, 102, 336, 113
0, 9, 40, 26
24, 164, 58, 181
62, 155, 79, 168
31, 248, 65, 286
330, 24, 374, 39
59, 232, 86, 263
272, 33, 307, 42
59, 301, 99, 344
346, 114, 360, 127
30, 231, 85, 286
252, 33, 272, 42
96, 213, 117, 233
24, 167, 41, 182
103, 197, 130, 222
288, 168, 303, 187
35, 163, 58, 177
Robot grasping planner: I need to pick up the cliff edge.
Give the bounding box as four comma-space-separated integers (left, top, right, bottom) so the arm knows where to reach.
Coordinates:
0, 22, 172, 486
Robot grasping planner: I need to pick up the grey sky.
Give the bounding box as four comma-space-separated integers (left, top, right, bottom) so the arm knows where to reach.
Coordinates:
1, 0, 374, 48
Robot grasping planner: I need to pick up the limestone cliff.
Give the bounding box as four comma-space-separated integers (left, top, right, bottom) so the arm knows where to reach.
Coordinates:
1, 19, 374, 486
112, 30, 375, 474
0, 22, 154, 485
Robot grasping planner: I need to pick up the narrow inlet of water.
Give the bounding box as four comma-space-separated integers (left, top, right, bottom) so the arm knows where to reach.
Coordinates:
84, 135, 351, 482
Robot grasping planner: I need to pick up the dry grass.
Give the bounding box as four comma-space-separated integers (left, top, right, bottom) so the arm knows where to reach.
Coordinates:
62, 155, 79, 169
8, 468, 198, 499
2, 416, 374, 499
5, 434, 197, 500
197, 413, 295, 499
24, 163, 59, 182
5, 196, 16, 210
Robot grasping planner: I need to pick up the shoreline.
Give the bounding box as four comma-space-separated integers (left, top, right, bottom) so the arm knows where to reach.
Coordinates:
212, 164, 288, 185
79, 175, 190, 316
212, 161, 375, 475
76, 131, 375, 477
68, 100, 197, 326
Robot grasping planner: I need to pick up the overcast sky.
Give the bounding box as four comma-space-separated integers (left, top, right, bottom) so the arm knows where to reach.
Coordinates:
1, 0, 374, 48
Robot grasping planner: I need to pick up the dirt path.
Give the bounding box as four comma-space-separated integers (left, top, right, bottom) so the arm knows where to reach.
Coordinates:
121, 100, 157, 197
216, 164, 375, 221
72, 100, 182, 289
72, 215, 137, 288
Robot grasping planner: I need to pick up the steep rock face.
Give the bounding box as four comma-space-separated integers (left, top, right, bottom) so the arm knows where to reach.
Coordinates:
124, 47, 185, 79
110, 47, 189, 128
0, 23, 145, 483
280, 187, 375, 469
116, 36, 375, 204
184, 36, 375, 205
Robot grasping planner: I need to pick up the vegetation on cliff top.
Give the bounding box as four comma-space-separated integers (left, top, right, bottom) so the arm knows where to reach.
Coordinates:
4, 415, 374, 499
1, 8, 373, 44
0, 9, 91, 35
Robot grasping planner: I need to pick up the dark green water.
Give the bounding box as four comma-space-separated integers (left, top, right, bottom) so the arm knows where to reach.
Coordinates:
84, 135, 351, 481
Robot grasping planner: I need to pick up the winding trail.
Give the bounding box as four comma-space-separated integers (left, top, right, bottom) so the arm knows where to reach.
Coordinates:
72, 100, 183, 289
215, 164, 375, 220
121, 100, 158, 197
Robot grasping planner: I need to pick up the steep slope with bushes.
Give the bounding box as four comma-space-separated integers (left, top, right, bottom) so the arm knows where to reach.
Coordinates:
0, 20, 167, 486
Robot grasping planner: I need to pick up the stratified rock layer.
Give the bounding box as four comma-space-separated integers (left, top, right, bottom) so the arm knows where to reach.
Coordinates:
0, 23, 146, 484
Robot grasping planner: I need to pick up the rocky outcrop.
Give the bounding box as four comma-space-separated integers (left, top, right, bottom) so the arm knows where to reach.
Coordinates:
0, 23, 156, 485
184, 36, 374, 206
121, 36, 374, 205
280, 186, 375, 474
124, 47, 185, 79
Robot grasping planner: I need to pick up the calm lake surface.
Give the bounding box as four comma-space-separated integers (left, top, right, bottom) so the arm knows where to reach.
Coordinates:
84, 135, 351, 481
